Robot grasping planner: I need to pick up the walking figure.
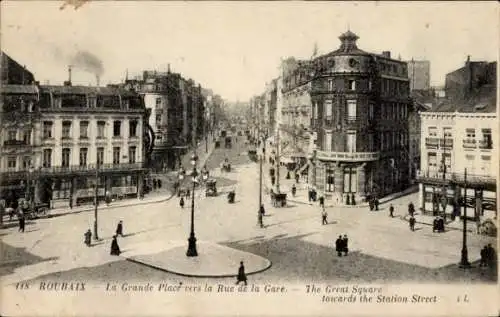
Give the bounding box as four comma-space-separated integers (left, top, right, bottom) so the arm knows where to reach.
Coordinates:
291, 184, 296, 197
321, 209, 328, 225
259, 204, 265, 216
389, 204, 394, 217
110, 235, 121, 256
408, 202, 415, 217
342, 234, 349, 256
479, 246, 488, 267
258, 212, 264, 228
409, 216, 416, 231
235, 261, 248, 285
84, 229, 92, 247
374, 198, 379, 211
319, 196, 325, 209
18, 209, 25, 233
335, 235, 343, 257
295, 172, 300, 184
116, 220, 124, 237
180, 197, 185, 209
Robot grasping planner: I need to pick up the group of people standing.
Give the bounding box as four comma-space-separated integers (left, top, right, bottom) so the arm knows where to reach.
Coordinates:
479, 244, 497, 268
83, 220, 124, 256
335, 235, 349, 257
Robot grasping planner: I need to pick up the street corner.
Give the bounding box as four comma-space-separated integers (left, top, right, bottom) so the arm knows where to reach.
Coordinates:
124, 241, 272, 278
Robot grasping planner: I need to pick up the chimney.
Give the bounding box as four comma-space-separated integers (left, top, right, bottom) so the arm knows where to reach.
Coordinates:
167, 64, 171, 73
382, 51, 391, 58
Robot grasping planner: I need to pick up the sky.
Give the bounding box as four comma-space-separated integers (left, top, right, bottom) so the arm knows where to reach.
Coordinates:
1, 1, 498, 102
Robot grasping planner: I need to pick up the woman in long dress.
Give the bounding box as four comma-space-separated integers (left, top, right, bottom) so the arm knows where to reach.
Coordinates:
110, 235, 121, 256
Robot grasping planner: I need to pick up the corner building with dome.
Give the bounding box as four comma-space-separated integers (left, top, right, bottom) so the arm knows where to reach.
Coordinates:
308, 31, 412, 204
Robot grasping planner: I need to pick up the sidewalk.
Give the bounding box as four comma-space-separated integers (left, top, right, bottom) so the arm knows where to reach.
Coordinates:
400, 213, 477, 233
262, 162, 419, 208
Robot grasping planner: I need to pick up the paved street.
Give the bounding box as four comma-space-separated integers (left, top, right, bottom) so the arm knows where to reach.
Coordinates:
0, 139, 496, 285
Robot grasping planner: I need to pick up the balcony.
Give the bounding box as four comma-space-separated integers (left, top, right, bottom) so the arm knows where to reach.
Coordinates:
316, 150, 379, 162
3, 140, 29, 147
425, 137, 439, 147
416, 169, 496, 187
439, 138, 453, 148
463, 139, 476, 149
478, 140, 493, 150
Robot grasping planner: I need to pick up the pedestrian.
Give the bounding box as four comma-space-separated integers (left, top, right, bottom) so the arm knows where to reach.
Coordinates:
18, 208, 25, 233
319, 196, 325, 209
153, 179, 157, 190
389, 204, 394, 217
486, 244, 496, 268
408, 202, 415, 217
342, 234, 349, 256
157, 179, 162, 189
180, 197, 185, 209
335, 235, 343, 257
291, 184, 297, 197
235, 261, 248, 286
479, 246, 488, 267
69, 196, 73, 209
321, 209, 328, 225
369, 198, 374, 211
295, 172, 299, 184
374, 198, 379, 211
258, 211, 264, 228
116, 220, 124, 237
409, 216, 416, 231
260, 204, 265, 216
110, 235, 121, 256
84, 229, 92, 247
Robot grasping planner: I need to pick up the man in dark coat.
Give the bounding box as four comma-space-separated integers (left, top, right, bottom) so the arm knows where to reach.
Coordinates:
18, 209, 25, 233
258, 212, 264, 228
342, 234, 349, 256
110, 235, 121, 256
116, 220, 124, 237
335, 236, 343, 257
319, 196, 325, 209
180, 197, 185, 209
408, 202, 415, 217
479, 246, 488, 267
409, 216, 416, 231
259, 204, 265, 216
235, 261, 248, 285
321, 209, 328, 225
84, 229, 92, 247
374, 198, 379, 211
389, 204, 394, 217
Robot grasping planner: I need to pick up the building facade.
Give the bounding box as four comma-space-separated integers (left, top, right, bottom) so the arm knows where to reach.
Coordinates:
1, 79, 151, 208
408, 59, 431, 91
309, 31, 412, 204
417, 58, 497, 218
1, 52, 35, 85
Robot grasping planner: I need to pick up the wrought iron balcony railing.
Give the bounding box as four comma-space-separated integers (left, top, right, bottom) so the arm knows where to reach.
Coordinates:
3, 140, 30, 146
316, 150, 379, 162
463, 139, 476, 148
416, 169, 496, 186
425, 137, 439, 147
478, 140, 493, 150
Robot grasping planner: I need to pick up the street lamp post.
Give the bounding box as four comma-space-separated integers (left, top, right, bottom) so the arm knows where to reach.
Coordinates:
459, 168, 471, 268
186, 153, 198, 257
440, 131, 448, 220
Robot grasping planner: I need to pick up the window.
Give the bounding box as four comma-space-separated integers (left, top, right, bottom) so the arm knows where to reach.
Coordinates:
368, 80, 373, 91
324, 131, 332, 152
128, 146, 136, 164
347, 100, 356, 121
156, 114, 162, 126
347, 132, 356, 152
7, 130, 16, 140
428, 127, 437, 137
443, 127, 452, 138
43, 121, 53, 139
442, 153, 451, 171
155, 97, 162, 108
465, 128, 475, 138
481, 155, 491, 174
96, 147, 104, 165
113, 121, 121, 137
23, 157, 31, 169
62, 148, 71, 167
369, 103, 374, 120
62, 121, 72, 139
43, 149, 52, 168
7, 157, 16, 169
481, 128, 492, 149
325, 169, 334, 192
428, 152, 437, 168
368, 134, 374, 151
129, 120, 138, 137
324, 100, 333, 125
348, 80, 356, 90
89, 96, 97, 108
113, 147, 120, 164
380, 133, 384, 150
97, 121, 106, 138
328, 79, 334, 91
313, 102, 318, 120
79, 148, 88, 166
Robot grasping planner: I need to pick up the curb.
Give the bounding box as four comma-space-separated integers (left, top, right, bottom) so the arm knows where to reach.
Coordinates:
38, 192, 176, 220
125, 257, 272, 278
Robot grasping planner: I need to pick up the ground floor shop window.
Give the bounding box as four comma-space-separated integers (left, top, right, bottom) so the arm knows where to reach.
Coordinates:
343, 168, 357, 193
325, 169, 334, 192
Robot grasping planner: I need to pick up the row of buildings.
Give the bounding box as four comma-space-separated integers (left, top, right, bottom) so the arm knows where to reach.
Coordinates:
249, 31, 497, 217
0, 52, 222, 208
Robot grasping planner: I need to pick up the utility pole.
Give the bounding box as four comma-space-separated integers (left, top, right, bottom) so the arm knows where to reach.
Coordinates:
94, 164, 99, 240
275, 126, 281, 194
